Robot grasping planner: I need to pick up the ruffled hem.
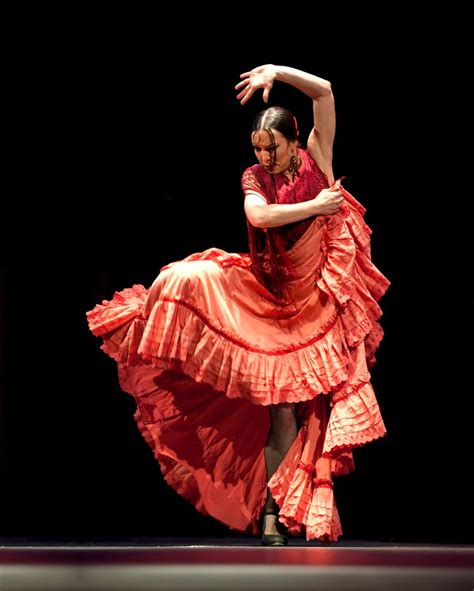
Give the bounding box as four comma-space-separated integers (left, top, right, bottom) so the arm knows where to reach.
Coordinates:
131, 378, 377, 543
324, 382, 386, 457
86, 186, 389, 409
267, 380, 385, 543
269, 455, 343, 542
316, 189, 389, 323
86, 292, 383, 409
88, 292, 345, 405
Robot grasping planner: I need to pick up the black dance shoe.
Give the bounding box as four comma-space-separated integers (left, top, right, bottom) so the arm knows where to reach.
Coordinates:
261, 509, 288, 546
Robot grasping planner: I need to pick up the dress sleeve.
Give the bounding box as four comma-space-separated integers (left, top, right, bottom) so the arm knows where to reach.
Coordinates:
241, 168, 268, 202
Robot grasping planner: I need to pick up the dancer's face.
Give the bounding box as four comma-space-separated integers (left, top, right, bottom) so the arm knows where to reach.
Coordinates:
252, 129, 295, 174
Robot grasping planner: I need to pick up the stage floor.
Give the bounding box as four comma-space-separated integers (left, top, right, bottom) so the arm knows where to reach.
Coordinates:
0, 538, 473, 590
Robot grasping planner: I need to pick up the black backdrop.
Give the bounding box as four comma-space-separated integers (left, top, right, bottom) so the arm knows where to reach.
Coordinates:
1, 17, 471, 543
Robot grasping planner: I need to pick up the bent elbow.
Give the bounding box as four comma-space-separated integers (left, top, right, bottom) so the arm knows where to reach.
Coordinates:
246, 214, 265, 229
245, 204, 268, 228
318, 81, 332, 97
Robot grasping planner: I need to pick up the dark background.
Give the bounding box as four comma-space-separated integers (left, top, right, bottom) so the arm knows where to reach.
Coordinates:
1, 14, 471, 543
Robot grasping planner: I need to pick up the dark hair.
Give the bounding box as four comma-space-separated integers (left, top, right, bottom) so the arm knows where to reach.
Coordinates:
252, 106, 298, 142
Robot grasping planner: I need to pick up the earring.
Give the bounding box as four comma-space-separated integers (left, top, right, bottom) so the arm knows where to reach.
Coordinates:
287, 154, 300, 180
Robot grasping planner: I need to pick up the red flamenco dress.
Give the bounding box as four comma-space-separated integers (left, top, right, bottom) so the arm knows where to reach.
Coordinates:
86, 148, 390, 542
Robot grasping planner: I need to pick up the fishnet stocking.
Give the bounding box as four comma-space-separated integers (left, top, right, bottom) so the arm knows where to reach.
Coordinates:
263, 402, 299, 514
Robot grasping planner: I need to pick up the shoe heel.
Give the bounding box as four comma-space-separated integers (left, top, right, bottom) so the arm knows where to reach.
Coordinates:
261, 510, 288, 546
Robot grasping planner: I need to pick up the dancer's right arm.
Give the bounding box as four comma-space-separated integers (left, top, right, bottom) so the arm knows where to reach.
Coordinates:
244, 188, 343, 229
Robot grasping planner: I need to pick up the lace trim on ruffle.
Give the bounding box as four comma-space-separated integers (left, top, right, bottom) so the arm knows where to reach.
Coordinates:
322, 425, 386, 460
331, 381, 368, 405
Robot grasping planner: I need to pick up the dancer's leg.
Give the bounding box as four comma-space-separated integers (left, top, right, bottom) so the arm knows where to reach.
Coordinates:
263, 402, 298, 534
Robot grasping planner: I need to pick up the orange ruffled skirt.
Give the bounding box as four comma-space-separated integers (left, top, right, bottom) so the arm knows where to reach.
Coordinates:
86, 188, 390, 542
